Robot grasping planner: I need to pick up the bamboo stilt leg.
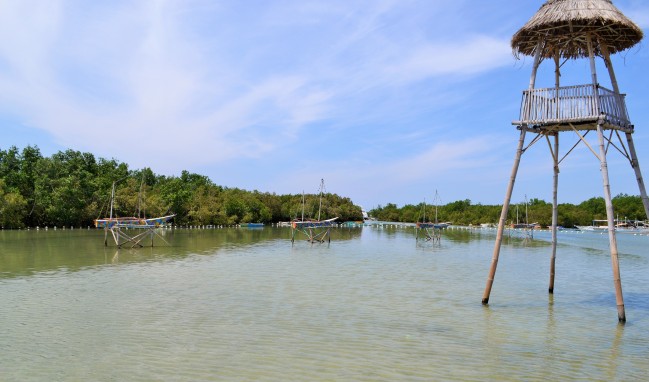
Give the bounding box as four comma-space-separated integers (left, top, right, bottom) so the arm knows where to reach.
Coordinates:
625, 133, 649, 220
549, 50, 560, 294
588, 34, 625, 322
482, 129, 527, 304
601, 44, 649, 218
549, 133, 559, 294
482, 40, 541, 305
111, 228, 121, 249
597, 123, 626, 323
602, 44, 649, 219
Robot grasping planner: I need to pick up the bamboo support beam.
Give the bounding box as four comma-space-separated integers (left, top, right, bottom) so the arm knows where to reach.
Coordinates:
549, 133, 559, 294
482, 41, 543, 305
589, 35, 625, 323
549, 49, 561, 295
482, 129, 526, 304
601, 44, 627, 122
597, 123, 626, 323
601, 44, 649, 220
625, 133, 649, 220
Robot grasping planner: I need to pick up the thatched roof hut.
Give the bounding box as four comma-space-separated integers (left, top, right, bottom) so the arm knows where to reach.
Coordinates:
512, 0, 643, 59
483, 0, 647, 324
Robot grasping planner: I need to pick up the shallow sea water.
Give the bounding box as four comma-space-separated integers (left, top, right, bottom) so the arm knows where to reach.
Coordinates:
1, 225, 648, 381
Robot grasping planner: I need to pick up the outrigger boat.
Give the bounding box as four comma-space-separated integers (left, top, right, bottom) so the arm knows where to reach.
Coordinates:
509, 196, 535, 240
577, 219, 649, 234
95, 215, 175, 229
95, 181, 175, 248
415, 190, 449, 242
291, 179, 338, 244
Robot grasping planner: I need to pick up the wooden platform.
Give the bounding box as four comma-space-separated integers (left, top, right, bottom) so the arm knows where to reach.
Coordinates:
512, 84, 633, 133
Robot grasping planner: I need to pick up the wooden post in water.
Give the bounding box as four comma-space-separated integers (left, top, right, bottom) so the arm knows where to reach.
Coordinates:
601, 44, 649, 221
482, 42, 542, 305
625, 133, 649, 219
549, 49, 560, 294
597, 122, 626, 322
482, 129, 526, 305
587, 32, 625, 323
549, 133, 559, 294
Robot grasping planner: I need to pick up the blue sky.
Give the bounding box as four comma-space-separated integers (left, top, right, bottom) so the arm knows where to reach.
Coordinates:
1, 1, 648, 210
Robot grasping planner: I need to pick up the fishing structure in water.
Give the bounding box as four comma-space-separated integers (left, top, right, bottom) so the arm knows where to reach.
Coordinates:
415, 190, 449, 243
291, 179, 338, 244
482, 0, 648, 323
509, 195, 536, 241
95, 180, 175, 249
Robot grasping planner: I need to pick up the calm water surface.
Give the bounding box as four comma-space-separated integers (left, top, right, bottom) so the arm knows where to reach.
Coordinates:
1, 226, 648, 381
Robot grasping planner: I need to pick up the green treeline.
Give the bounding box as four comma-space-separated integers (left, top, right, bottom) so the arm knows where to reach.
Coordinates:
2, 145, 647, 229
369, 196, 647, 228
0, 146, 362, 229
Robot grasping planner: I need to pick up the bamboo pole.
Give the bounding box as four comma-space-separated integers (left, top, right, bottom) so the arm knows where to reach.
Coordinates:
482, 41, 543, 305
588, 34, 626, 322
597, 122, 626, 323
600, 44, 626, 122
549, 49, 561, 294
586, 34, 599, 87
624, 133, 649, 220
600, 44, 649, 220
482, 129, 527, 304
549, 133, 559, 294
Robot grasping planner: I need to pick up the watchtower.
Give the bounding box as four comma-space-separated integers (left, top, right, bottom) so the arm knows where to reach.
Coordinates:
481, 0, 646, 322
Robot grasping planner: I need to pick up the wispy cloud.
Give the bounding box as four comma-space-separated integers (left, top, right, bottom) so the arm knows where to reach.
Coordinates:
385, 35, 511, 82
267, 134, 511, 207
0, 1, 516, 174
13, 0, 640, 207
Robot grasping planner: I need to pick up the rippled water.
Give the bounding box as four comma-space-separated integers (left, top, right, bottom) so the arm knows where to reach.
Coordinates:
1, 226, 648, 381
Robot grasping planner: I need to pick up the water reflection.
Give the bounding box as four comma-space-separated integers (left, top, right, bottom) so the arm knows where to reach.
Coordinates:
605, 323, 624, 380
0, 226, 363, 279
544, 293, 557, 373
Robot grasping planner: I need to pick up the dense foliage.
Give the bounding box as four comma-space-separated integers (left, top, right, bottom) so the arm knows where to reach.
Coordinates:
2, 145, 647, 229
0, 146, 362, 228
369, 195, 647, 228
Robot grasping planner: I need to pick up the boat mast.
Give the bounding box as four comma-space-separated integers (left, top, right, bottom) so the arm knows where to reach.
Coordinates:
137, 175, 145, 219
516, 205, 519, 225
434, 190, 440, 224
422, 198, 427, 223
109, 181, 116, 220
317, 178, 324, 221
301, 191, 305, 222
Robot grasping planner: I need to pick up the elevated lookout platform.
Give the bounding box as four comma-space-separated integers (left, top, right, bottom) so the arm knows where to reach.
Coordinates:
513, 84, 632, 133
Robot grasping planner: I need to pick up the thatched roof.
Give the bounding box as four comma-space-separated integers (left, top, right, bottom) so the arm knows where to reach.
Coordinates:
512, 0, 643, 59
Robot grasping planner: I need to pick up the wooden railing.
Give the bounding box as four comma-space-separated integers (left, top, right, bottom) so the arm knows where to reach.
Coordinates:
516, 84, 630, 127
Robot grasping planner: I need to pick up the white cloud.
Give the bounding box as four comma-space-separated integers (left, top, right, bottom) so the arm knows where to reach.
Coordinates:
385, 35, 512, 83
270, 135, 510, 208
0, 0, 517, 177
384, 137, 502, 181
